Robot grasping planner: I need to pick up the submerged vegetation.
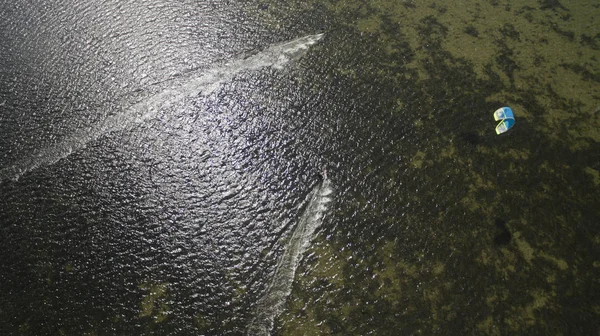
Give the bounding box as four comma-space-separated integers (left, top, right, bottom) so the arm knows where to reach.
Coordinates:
256, 0, 600, 334
2, 1, 598, 335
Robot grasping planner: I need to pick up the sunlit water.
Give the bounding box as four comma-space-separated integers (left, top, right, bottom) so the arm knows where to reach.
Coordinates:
247, 175, 333, 335
0, 1, 333, 334
0, 33, 323, 183
2, 0, 598, 335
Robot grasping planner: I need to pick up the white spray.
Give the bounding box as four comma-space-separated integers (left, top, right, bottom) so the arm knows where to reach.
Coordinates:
247, 172, 333, 335
0, 34, 324, 183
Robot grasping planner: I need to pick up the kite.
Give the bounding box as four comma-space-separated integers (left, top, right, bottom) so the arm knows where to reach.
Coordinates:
494, 107, 515, 134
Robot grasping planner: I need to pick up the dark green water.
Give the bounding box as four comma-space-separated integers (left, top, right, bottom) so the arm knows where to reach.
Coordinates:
272, 0, 600, 335
0, 0, 598, 335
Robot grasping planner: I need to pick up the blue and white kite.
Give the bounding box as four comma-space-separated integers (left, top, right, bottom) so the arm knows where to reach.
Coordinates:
494, 107, 515, 134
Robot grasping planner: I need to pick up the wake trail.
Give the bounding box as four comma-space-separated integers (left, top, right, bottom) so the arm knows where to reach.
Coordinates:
0, 34, 324, 183
247, 174, 333, 336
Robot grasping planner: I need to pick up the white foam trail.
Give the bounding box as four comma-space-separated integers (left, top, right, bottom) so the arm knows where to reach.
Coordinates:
0, 34, 324, 183
247, 175, 333, 336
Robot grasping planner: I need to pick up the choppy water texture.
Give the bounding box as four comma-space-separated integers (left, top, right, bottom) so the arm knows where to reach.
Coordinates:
247, 176, 333, 335
0, 33, 323, 182
1, 0, 599, 335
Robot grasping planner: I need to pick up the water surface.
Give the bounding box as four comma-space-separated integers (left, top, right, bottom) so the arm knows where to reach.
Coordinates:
1, 0, 598, 335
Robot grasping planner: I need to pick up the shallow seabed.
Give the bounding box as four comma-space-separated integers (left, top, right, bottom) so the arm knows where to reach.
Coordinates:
268, 0, 600, 335
0, 0, 598, 335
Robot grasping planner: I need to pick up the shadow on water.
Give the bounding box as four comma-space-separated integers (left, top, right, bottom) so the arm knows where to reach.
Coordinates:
494, 218, 512, 246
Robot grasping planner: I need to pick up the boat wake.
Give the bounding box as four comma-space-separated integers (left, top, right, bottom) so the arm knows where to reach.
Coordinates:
0, 33, 324, 183
247, 173, 333, 336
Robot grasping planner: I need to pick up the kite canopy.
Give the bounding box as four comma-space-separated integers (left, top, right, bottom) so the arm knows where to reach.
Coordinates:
494, 107, 515, 134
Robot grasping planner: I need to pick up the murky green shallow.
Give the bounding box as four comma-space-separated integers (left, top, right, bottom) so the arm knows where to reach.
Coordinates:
265, 0, 599, 334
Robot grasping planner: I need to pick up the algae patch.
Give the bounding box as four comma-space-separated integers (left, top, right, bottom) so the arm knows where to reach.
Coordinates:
584, 167, 600, 186
139, 282, 170, 323
513, 232, 534, 263
538, 252, 568, 270
410, 150, 426, 168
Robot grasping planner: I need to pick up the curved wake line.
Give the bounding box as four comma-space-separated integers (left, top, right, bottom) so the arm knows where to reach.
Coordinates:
247, 176, 333, 336
0, 34, 324, 183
